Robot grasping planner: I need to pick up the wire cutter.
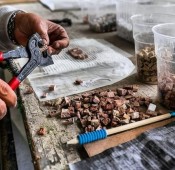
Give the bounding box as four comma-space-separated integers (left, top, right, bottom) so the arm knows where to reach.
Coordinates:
0, 33, 54, 90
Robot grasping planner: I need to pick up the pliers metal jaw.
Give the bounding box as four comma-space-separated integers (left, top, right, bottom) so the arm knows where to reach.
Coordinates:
0, 33, 54, 90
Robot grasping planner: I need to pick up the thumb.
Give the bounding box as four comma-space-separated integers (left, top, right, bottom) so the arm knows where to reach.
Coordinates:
0, 79, 17, 107
40, 33, 49, 46
36, 26, 49, 45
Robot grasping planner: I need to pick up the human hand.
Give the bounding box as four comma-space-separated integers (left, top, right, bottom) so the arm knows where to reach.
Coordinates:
0, 79, 17, 119
14, 12, 69, 54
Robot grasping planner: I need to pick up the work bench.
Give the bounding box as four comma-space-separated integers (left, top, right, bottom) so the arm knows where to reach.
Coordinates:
1, 2, 175, 170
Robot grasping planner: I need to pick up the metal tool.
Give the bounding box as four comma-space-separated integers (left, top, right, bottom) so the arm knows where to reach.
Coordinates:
0, 33, 54, 90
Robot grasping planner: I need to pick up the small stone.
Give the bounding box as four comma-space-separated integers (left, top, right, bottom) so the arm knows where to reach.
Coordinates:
123, 113, 130, 120
61, 109, 71, 118
131, 112, 140, 119
75, 101, 82, 110
147, 103, 157, 112
133, 101, 140, 107
85, 125, 95, 132
114, 99, 125, 107
133, 84, 139, 92
62, 118, 75, 125
146, 111, 158, 117
40, 92, 48, 98
120, 119, 130, 124
113, 110, 120, 118
24, 87, 33, 94
93, 96, 100, 104
68, 106, 76, 116
91, 119, 100, 127
105, 103, 114, 110
37, 127, 47, 136
101, 118, 111, 126
107, 91, 115, 98
117, 88, 127, 96
111, 120, 118, 127
48, 85, 56, 91
89, 105, 98, 112
80, 119, 88, 128
68, 48, 88, 60
123, 85, 133, 90
74, 79, 83, 85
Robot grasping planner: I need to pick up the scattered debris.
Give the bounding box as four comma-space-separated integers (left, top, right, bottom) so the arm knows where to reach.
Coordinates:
24, 86, 33, 95
40, 92, 48, 99
147, 103, 157, 112
37, 127, 47, 136
48, 85, 57, 91
74, 79, 83, 85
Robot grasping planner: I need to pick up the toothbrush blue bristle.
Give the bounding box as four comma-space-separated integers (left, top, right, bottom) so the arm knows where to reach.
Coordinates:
78, 129, 107, 145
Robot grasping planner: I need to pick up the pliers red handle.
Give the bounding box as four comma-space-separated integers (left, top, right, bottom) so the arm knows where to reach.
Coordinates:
0, 33, 53, 90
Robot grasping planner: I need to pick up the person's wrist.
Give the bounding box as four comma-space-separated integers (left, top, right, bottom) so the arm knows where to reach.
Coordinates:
7, 10, 24, 45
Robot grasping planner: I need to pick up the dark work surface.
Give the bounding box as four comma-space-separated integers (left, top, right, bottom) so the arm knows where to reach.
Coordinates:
70, 122, 175, 170
0, 111, 17, 170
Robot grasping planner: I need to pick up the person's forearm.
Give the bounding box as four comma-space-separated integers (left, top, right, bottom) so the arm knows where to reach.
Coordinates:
0, 6, 19, 51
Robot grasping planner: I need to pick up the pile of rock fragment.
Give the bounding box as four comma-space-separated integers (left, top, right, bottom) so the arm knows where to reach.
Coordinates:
43, 85, 163, 133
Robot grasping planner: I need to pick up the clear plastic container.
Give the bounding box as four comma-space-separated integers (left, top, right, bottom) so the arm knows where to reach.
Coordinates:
131, 13, 175, 84
116, 0, 175, 42
79, 0, 93, 24
153, 23, 175, 109
87, 0, 117, 33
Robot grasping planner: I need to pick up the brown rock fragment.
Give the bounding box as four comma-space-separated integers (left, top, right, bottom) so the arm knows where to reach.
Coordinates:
117, 88, 127, 96
40, 92, 48, 98
131, 112, 140, 119
48, 85, 56, 91
101, 118, 111, 126
68, 48, 88, 60
74, 79, 83, 85
24, 87, 33, 94
61, 109, 71, 118
62, 118, 77, 125
37, 127, 47, 136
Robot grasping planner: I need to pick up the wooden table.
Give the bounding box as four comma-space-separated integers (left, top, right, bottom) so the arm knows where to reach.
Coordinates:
6, 2, 174, 170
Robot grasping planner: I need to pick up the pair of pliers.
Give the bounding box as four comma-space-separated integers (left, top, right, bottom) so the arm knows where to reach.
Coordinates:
0, 33, 54, 90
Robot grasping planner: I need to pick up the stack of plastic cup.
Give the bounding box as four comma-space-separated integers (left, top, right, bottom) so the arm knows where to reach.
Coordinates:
116, 0, 175, 42
131, 13, 175, 85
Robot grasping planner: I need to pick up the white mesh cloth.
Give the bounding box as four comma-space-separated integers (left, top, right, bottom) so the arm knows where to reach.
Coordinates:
28, 38, 135, 101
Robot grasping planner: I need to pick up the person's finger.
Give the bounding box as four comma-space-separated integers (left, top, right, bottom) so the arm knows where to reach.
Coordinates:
0, 79, 17, 107
47, 46, 61, 55
36, 21, 50, 45
47, 22, 69, 45
0, 98, 7, 120
51, 37, 69, 49
47, 38, 69, 54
